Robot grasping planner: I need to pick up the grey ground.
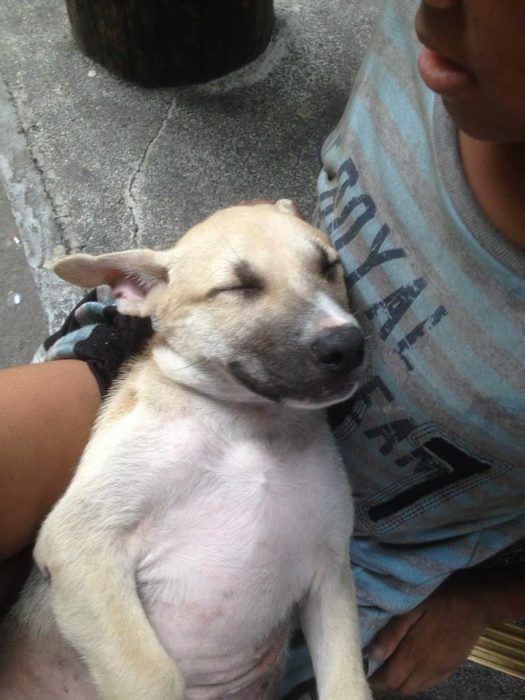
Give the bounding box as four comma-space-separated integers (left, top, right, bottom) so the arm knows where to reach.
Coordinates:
0, 0, 523, 697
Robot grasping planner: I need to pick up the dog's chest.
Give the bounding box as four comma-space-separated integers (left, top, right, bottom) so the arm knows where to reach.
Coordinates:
130, 413, 351, 691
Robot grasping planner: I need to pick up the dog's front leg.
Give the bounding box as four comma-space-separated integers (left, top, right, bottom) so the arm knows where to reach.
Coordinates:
300, 557, 372, 700
34, 504, 184, 700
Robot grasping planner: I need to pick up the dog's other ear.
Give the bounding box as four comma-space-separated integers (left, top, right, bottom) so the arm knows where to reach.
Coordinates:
274, 199, 302, 218
54, 249, 169, 317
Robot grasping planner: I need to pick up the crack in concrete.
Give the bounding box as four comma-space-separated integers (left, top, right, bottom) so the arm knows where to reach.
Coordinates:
0, 77, 82, 331
125, 95, 177, 248
1, 78, 72, 257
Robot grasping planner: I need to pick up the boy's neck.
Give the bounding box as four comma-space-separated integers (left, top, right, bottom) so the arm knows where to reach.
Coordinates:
458, 131, 525, 251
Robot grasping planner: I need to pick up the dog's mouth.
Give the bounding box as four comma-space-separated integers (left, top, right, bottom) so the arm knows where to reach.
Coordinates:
228, 362, 283, 402
228, 359, 366, 409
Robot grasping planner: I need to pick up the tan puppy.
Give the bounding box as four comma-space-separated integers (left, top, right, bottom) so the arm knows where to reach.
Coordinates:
0, 201, 371, 700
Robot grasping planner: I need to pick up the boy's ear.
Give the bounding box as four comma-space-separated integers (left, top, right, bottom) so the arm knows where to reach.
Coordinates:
54, 249, 170, 317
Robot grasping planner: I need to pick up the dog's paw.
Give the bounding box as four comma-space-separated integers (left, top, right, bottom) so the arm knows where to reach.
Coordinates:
320, 682, 372, 700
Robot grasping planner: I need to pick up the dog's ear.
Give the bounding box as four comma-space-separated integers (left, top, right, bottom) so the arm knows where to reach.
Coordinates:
238, 198, 302, 218
274, 199, 302, 219
54, 249, 169, 317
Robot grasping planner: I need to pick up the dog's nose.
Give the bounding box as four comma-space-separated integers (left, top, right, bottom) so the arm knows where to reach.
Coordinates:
311, 325, 365, 373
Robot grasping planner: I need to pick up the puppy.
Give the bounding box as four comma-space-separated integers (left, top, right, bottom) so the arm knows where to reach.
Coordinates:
0, 201, 371, 700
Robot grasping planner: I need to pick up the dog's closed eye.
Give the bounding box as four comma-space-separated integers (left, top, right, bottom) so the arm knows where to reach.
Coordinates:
207, 260, 265, 299
322, 258, 341, 281
208, 284, 262, 298
315, 243, 341, 281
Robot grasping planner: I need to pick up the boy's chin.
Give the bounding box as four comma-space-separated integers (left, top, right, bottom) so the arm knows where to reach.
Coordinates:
443, 96, 525, 144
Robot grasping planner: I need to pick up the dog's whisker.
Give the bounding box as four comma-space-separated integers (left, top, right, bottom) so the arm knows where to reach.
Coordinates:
171, 358, 208, 373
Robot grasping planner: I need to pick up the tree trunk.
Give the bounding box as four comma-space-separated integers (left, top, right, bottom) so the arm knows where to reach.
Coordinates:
65, 0, 275, 87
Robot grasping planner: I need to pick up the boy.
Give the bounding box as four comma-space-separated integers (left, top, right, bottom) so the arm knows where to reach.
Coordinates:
309, 0, 525, 694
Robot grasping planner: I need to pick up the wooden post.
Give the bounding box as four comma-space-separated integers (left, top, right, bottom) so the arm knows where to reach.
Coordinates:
65, 0, 275, 87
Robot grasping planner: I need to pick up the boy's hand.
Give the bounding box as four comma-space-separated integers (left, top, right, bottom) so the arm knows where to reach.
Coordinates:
367, 574, 488, 696
42, 287, 153, 397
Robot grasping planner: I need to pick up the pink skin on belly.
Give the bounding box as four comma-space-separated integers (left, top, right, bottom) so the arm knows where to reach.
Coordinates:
136, 528, 295, 697
144, 595, 290, 697
122, 440, 324, 694
181, 629, 286, 700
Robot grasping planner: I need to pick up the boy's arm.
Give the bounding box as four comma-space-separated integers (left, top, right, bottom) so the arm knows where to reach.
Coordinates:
368, 566, 525, 695
0, 360, 100, 561
0, 288, 153, 562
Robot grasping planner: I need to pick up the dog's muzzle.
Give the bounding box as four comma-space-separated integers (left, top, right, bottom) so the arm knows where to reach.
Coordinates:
228, 323, 367, 407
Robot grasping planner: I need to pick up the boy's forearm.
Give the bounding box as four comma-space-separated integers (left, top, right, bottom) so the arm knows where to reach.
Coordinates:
465, 565, 525, 626
439, 564, 525, 630
0, 360, 100, 560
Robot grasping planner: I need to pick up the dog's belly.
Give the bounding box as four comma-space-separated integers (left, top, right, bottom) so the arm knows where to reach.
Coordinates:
141, 590, 289, 699
153, 607, 287, 700
2, 621, 284, 700
2, 436, 349, 699
1, 596, 284, 700
134, 466, 324, 697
